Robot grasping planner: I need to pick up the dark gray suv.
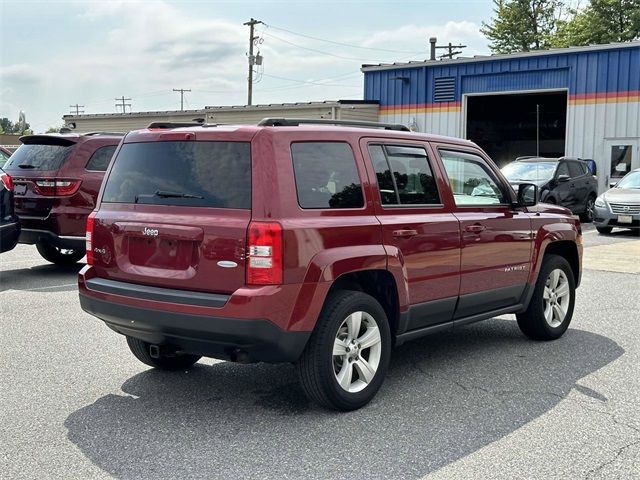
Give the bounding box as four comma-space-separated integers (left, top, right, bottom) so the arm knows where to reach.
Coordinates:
502, 157, 599, 222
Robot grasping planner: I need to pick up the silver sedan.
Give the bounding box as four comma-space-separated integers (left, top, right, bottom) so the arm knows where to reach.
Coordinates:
593, 168, 640, 234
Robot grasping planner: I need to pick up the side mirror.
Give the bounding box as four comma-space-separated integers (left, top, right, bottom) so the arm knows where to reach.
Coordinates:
517, 183, 538, 207
609, 180, 618, 188
557, 174, 571, 183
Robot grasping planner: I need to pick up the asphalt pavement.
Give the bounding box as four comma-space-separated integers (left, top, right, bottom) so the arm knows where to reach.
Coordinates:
1, 224, 639, 480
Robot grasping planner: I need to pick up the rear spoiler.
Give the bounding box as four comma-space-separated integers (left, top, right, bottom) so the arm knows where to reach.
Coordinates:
19, 135, 77, 147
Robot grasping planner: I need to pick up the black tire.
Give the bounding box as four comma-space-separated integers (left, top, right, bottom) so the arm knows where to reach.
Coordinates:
297, 290, 391, 411
579, 195, 596, 223
36, 241, 85, 266
596, 226, 613, 234
517, 254, 575, 341
126, 336, 201, 371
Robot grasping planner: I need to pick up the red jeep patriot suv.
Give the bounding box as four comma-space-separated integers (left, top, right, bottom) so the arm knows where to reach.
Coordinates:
79, 119, 582, 411
3, 132, 123, 265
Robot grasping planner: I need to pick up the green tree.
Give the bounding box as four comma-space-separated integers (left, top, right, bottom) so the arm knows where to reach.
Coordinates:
552, 0, 640, 47
0, 118, 13, 133
482, 0, 562, 53
0, 117, 31, 134
45, 125, 63, 133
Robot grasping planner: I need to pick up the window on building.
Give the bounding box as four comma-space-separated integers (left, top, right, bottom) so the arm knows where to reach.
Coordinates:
291, 142, 364, 209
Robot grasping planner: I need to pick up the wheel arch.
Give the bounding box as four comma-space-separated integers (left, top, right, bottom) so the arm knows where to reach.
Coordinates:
327, 269, 401, 336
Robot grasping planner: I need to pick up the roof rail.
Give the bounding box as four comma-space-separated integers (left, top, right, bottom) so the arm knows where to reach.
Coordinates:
258, 118, 411, 132
83, 131, 126, 136
147, 121, 205, 129
515, 156, 538, 161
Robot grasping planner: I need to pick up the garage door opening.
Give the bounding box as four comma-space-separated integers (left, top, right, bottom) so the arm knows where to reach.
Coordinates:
466, 91, 567, 168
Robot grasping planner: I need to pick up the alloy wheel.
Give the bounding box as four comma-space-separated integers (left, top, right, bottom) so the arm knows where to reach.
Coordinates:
543, 268, 571, 328
332, 311, 382, 393
586, 198, 595, 221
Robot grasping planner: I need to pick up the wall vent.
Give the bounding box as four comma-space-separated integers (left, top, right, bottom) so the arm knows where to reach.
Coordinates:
434, 77, 456, 102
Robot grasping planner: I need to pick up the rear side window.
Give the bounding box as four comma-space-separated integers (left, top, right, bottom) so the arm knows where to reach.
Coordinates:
369, 144, 440, 206
291, 142, 364, 209
102, 141, 251, 208
4, 144, 74, 171
86, 145, 117, 171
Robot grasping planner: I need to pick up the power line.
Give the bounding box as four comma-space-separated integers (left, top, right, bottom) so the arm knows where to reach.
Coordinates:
115, 96, 132, 113
265, 24, 423, 54
261, 31, 381, 61
260, 72, 360, 87
173, 88, 191, 111
69, 104, 84, 115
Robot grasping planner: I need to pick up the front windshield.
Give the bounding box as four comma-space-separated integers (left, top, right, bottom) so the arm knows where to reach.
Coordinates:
616, 171, 640, 189
502, 162, 556, 182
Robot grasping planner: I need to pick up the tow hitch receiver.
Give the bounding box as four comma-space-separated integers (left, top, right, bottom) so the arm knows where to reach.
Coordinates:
149, 345, 161, 359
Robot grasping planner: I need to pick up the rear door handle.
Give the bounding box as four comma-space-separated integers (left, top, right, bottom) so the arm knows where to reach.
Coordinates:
464, 224, 486, 234
392, 229, 418, 238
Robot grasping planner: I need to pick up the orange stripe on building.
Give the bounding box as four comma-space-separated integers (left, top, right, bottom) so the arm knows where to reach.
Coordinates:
568, 91, 640, 105
379, 102, 461, 115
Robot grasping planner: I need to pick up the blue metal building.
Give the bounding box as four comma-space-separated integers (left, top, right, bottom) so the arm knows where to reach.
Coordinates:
362, 42, 640, 191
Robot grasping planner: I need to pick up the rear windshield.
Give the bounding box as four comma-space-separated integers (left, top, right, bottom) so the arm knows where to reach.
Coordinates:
4, 144, 74, 171
102, 141, 251, 208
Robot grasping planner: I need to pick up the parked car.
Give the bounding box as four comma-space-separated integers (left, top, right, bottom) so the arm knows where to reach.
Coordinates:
593, 168, 640, 234
0, 146, 13, 165
0, 167, 20, 253
79, 119, 582, 411
2, 132, 123, 265
502, 157, 598, 222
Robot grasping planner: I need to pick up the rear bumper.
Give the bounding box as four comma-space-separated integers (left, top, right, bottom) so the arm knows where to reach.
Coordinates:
19, 228, 85, 249
79, 294, 310, 363
0, 219, 21, 253
78, 267, 319, 363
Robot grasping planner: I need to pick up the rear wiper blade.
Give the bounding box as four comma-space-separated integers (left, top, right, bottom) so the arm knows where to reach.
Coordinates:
17, 164, 36, 169
155, 190, 204, 199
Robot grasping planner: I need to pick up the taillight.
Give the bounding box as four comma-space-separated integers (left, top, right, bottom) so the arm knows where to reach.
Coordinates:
86, 211, 97, 265
33, 179, 81, 196
246, 221, 283, 285
0, 172, 13, 191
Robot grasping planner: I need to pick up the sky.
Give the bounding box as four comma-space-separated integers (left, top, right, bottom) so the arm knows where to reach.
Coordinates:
0, 0, 494, 132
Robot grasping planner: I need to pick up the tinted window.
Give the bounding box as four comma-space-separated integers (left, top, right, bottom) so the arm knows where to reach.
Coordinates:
86, 145, 117, 171
291, 142, 363, 209
440, 150, 507, 206
370, 144, 440, 205
4, 144, 74, 171
556, 162, 570, 177
102, 141, 251, 208
568, 161, 585, 178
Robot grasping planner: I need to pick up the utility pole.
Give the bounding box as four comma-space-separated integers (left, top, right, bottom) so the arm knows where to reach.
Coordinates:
244, 18, 263, 106
173, 88, 191, 111
435, 42, 467, 60
69, 104, 85, 115
115, 96, 132, 113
